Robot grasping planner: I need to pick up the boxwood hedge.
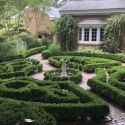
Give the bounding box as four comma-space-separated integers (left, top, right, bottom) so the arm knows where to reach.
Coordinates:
0, 58, 43, 79
44, 68, 82, 83
0, 76, 109, 121
48, 56, 121, 73
87, 68, 125, 107
42, 51, 125, 62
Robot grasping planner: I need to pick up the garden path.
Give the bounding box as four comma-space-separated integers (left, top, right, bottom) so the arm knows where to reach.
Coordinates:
29, 53, 125, 125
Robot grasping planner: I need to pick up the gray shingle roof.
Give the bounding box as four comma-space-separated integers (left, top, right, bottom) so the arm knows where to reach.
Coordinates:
59, 0, 125, 11
47, 6, 60, 18
77, 18, 105, 25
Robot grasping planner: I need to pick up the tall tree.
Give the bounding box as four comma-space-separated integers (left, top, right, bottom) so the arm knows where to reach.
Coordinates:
23, 0, 51, 37
56, 14, 78, 51
101, 14, 125, 53
0, 0, 51, 39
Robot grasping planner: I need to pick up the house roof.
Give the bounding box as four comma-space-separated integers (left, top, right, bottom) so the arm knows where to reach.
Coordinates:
59, 0, 125, 15
77, 18, 105, 25
47, 6, 60, 18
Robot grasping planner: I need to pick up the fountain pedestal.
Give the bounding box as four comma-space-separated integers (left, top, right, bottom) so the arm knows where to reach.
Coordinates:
61, 59, 67, 76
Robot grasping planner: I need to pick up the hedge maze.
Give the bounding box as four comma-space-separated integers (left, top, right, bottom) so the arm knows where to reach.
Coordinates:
0, 58, 43, 79
0, 76, 109, 121
87, 66, 125, 108
48, 56, 121, 73
44, 68, 82, 83
1, 54, 124, 124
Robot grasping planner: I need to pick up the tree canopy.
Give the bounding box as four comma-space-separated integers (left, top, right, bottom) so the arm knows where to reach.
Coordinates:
101, 14, 125, 53
55, 14, 78, 51
0, 0, 51, 40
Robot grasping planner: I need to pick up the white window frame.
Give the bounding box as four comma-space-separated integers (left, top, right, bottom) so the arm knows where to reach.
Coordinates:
78, 26, 104, 45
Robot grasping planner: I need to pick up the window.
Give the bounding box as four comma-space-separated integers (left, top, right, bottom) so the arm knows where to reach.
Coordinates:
78, 27, 103, 42
92, 28, 97, 41
100, 28, 104, 41
84, 28, 89, 41
79, 28, 82, 41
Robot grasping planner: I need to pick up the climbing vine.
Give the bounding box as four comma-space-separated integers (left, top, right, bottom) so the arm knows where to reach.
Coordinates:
55, 14, 78, 51
101, 14, 125, 53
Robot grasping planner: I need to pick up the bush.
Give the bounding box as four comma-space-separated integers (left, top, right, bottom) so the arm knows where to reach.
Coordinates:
26, 46, 46, 57
49, 43, 61, 54
0, 102, 56, 125
41, 38, 50, 48
37, 64, 43, 72
0, 77, 109, 120
42, 49, 51, 59
87, 68, 125, 107
44, 68, 82, 83
0, 54, 23, 62
0, 58, 42, 78
48, 56, 121, 73
41, 51, 125, 62
20, 34, 41, 50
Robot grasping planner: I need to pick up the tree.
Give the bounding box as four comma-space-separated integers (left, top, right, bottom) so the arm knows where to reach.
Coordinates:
0, 0, 51, 39
56, 14, 78, 51
23, 0, 51, 37
101, 14, 125, 53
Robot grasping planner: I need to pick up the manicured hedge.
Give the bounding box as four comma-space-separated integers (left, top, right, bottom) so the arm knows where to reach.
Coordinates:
108, 68, 125, 91
44, 68, 82, 83
0, 97, 56, 125
87, 68, 125, 107
0, 58, 43, 79
0, 76, 109, 120
42, 51, 125, 62
26, 46, 46, 57
0, 54, 24, 62
48, 56, 121, 73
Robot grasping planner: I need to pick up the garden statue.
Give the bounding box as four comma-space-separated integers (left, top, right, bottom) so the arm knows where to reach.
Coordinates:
61, 59, 67, 76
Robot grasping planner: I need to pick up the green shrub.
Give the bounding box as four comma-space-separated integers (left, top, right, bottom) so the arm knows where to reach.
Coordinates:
0, 77, 109, 120
0, 54, 23, 62
37, 64, 43, 72
41, 38, 50, 48
42, 49, 51, 59
48, 56, 121, 73
26, 46, 46, 57
0, 102, 56, 125
44, 68, 82, 83
48, 43, 61, 54
87, 68, 125, 107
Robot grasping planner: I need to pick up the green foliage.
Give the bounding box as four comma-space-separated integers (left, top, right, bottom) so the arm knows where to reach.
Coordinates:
41, 38, 50, 48
0, 103, 56, 125
44, 68, 82, 83
0, 58, 42, 78
101, 14, 125, 53
48, 56, 121, 73
0, 41, 16, 56
48, 43, 61, 54
0, 76, 109, 120
26, 46, 46, 57
87, 68, 125, 107
56, 14, 78, 51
